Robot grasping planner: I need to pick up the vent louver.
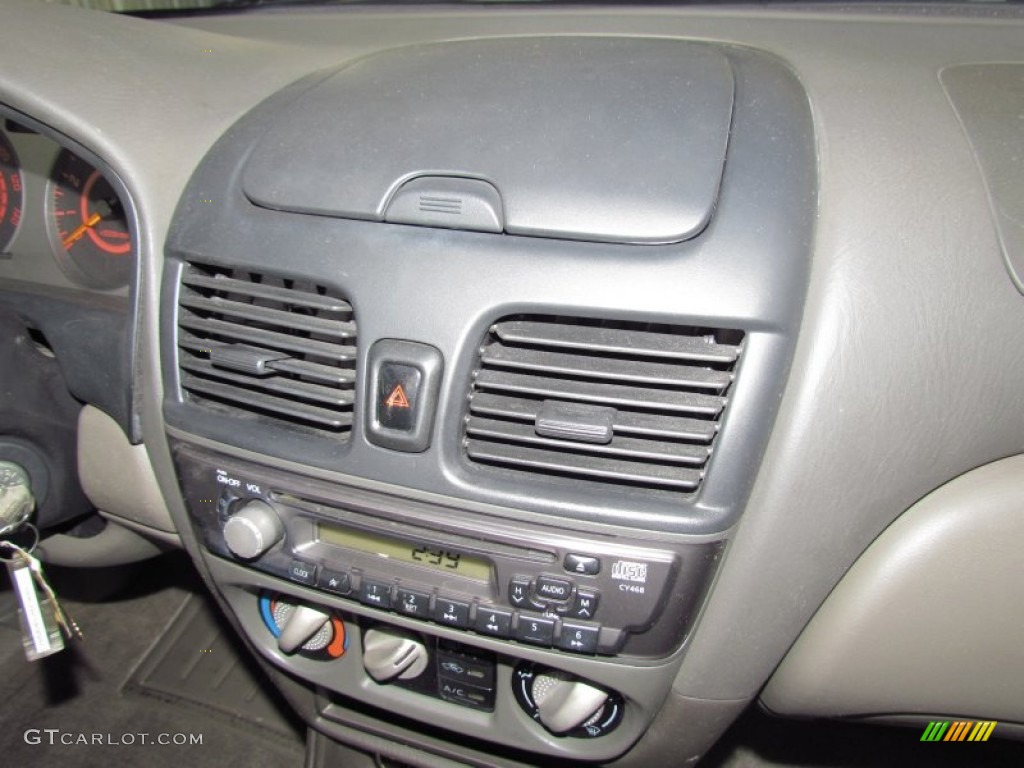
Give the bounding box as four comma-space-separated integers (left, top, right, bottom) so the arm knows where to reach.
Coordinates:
176, 262, 356, 438
464, 318, 743, 498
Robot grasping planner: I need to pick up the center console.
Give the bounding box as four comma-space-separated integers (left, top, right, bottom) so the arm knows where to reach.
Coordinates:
162, 36, 814, 765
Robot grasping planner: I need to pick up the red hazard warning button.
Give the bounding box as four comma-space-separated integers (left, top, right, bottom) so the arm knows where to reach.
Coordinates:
377, 363, 421, 432
366, 340, 443, 453
385, 383, 411, 409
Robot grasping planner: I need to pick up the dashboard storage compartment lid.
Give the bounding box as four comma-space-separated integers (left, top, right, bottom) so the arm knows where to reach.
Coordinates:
241, 37, 735, 245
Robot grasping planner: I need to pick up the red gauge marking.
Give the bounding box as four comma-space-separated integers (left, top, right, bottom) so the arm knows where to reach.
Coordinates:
80, 170, 130, 255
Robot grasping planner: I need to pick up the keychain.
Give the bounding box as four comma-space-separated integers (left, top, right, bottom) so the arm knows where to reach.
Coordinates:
1, 537, 82, 660
1, 461, 82, 661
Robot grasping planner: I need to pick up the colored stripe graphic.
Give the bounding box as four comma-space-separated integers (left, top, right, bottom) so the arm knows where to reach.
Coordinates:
922, 720, 996, 742
945, 721, 969, 741
921, 722, 949, 741
970, 721, 997, 742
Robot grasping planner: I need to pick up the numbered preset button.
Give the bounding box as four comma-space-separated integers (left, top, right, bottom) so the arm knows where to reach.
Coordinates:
558, 622, 600, 654
396, 588, 431, 618
432, 597, 471, 628
514, 614, 556, 646
473, 607, 513, 638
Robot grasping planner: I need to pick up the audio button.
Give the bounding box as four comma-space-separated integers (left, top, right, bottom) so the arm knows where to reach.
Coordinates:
317, 568, 351, 595
535, 576, 573, 602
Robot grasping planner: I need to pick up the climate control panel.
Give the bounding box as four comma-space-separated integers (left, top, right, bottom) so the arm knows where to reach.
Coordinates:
256, 589, 617, 733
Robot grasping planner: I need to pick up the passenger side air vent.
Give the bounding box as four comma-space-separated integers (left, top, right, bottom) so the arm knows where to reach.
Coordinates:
176, 262, 356, 438
464, 317, 743, 498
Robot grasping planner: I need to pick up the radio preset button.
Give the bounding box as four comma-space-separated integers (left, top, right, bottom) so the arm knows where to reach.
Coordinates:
474, 607, 513, 638
396, 588, 432, 618
564, 553, 601, 576
567, 589, 599, 620
515, 614, 556, 646
432, 597, 471, 628
317, 568, 351, 595
558, 622, 600, 654
288, 559, 318, 586
359, 580, 393, 610
535, 576, 573, 602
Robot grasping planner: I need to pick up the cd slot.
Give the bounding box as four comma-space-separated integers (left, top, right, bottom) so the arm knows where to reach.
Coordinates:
274, 491, 556, 564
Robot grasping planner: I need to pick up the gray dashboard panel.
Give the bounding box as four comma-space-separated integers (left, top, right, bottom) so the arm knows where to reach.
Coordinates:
762, 454, 1024, 724
2, 1, 1024, 763
941, 64, 1024, 295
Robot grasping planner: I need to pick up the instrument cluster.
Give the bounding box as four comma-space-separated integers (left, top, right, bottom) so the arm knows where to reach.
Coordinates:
0, 119, 134, 293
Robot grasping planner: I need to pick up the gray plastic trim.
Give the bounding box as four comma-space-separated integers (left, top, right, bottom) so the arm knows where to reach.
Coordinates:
761, 455, 1024, 724
0, 104, 142, 441
36, 516, 167, 567
164, 40, 815, 535
78, 405, 175, 533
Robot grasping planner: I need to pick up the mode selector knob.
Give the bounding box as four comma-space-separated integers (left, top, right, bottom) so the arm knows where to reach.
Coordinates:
223, 499, 283, 560
513, 663, 624, 738
362, 628, 429, 682
532, 671, 608, 734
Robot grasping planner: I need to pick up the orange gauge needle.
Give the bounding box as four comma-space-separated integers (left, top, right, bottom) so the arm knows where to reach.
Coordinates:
62, 211, 103, 250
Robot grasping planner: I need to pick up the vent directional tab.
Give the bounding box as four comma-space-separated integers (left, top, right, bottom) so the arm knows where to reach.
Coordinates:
177, 262, 357, 438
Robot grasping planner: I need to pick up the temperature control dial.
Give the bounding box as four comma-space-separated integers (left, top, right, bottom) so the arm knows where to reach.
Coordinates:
223, 499, 283, 560
258, 593, 346, 659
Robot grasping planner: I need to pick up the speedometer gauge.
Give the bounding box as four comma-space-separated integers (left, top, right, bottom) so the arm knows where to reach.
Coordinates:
0, 129, 24, 254
46, 149, 133, 290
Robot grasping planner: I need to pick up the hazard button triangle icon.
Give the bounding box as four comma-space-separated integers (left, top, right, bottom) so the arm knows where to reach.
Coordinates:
385, 384, 410, 409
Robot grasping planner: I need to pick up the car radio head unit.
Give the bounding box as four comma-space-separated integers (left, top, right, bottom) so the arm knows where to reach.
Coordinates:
175, 443, 721, 660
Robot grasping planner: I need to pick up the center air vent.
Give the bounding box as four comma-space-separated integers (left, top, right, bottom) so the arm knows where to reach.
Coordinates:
464, 317, 743, 498
176, 262, 356, 438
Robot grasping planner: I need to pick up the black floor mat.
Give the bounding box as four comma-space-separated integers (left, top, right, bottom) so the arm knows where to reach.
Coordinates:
124, 590, 301, 740
0, 552, 305, 768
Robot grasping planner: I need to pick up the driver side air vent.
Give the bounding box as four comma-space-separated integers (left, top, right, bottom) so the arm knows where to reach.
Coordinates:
176, 262, 356, 438
464, 317, 742, 498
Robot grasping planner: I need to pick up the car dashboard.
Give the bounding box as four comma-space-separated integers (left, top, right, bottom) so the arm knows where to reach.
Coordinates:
1, 1, 1024, 765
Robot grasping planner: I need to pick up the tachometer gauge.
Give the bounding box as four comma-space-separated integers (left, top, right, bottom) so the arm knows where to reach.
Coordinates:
0, 129, 24, 254
46, 149, 133, 290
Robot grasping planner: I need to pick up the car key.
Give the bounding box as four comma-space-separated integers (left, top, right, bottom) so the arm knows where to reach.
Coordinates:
0, 461, 35, 536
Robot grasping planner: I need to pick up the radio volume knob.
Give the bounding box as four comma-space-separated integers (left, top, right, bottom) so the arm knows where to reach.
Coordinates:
223, 500, 284, 559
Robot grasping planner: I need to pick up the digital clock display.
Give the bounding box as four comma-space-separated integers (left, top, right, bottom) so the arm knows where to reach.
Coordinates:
317, 524, 493, 583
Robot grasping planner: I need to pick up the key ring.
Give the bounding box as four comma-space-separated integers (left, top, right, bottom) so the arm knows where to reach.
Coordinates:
0, 523, 41, 561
